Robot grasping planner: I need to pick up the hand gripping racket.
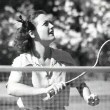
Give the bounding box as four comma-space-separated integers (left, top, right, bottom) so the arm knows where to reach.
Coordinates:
43, 40, 110, 100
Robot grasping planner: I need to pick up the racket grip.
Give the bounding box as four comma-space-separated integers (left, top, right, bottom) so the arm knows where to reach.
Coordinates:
44, 84, 66, 100
43, 89, 55, 101
47, 84, 67, 98
48, 88, 55, 98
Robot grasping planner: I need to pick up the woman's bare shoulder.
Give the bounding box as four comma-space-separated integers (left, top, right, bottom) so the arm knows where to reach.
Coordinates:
12, 53, 31, 67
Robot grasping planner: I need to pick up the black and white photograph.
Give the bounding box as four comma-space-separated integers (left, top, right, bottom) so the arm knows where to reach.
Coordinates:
0, 0, 109, 110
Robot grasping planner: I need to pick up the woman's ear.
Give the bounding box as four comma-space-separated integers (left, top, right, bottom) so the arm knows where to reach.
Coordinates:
29, 30, 35, 38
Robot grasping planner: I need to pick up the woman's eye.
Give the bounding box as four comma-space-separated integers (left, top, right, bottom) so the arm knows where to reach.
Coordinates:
43, 21, 53, 26
44, 21, 49, 26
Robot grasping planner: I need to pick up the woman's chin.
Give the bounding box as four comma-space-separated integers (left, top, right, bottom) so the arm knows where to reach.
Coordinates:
48, 35, 55, 41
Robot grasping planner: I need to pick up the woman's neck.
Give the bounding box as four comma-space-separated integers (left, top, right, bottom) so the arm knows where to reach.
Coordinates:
32, 41, 51, 60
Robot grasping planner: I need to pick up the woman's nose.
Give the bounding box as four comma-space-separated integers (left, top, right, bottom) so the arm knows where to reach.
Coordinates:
49, 22, 54, 29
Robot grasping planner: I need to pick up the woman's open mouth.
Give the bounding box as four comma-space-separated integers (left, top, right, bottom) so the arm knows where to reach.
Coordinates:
49, 30, 54, 35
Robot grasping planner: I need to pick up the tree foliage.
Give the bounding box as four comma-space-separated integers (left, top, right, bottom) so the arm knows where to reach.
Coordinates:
0, 0, 110, 80
53, 0, 110, 67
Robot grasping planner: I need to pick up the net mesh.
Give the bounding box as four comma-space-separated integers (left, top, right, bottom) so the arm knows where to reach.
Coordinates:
0, 71, 110, 110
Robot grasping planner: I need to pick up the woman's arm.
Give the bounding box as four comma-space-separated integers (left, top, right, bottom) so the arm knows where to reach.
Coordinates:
7, 70, 47, 97
7, 71, 65, 98
7, 81, 47, 97
76, 82, 100, 106
76, 82, 91, 101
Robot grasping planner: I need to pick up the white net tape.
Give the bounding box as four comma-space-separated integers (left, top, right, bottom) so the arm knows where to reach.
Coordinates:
0, 66, 110, 72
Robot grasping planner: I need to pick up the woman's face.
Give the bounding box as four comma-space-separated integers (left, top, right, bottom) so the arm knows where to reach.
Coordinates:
33, 14, 55, 44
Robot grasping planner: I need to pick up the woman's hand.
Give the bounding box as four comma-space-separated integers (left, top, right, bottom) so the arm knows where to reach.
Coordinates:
43, 82, 66, 101
87, 94, 100, 106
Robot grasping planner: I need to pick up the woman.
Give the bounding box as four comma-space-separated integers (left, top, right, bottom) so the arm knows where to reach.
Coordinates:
7, 10, 99, 110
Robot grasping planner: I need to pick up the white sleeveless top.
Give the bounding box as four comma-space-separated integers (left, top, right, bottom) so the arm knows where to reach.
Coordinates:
8, 48, 83, 110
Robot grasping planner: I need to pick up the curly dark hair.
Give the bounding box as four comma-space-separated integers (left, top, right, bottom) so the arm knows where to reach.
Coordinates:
14, 10, 46, 54
14, 15, 35, 53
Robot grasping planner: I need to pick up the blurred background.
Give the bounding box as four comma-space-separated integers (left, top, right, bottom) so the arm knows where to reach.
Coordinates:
0, 0, 110, 80
0, 0, 110, 110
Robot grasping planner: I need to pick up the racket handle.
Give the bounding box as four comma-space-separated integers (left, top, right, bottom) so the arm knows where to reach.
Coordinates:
48, 88, 55, 98
44, 85, 67, 101
47, 84, 67, 98
43, 89, 55, 101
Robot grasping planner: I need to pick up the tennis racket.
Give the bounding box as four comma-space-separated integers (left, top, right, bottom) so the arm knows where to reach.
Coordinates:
44, 39, 110, 100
